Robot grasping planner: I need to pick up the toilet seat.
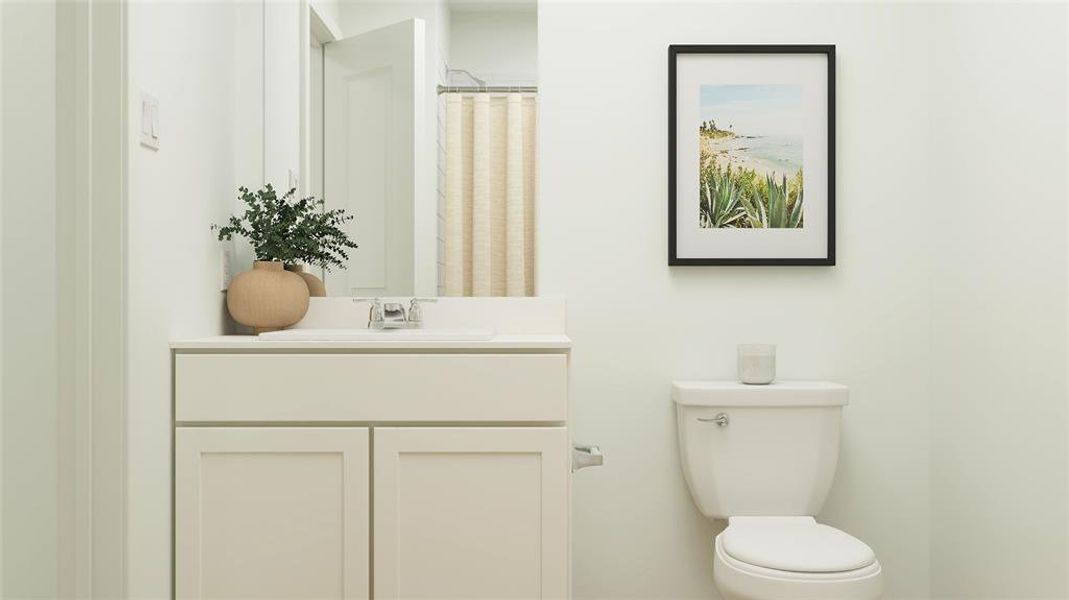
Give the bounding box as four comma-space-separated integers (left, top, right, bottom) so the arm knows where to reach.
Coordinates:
713, 517, 883, 600
721, 516, 876, 573
718, 538, 882, 581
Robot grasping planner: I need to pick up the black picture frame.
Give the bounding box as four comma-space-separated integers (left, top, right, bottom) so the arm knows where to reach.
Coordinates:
668, 44, 836, 266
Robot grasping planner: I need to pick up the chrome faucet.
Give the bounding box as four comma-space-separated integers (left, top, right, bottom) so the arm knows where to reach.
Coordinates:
379, 301, 407, 329
353, 297, 438, 329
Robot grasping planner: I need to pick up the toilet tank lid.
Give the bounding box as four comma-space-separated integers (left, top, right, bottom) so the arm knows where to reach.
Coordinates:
671, 380, 848, 407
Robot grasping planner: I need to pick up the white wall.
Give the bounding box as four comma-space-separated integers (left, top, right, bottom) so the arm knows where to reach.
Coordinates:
540, 2, 1066, 599
0, 1, 60, 596
929, 4, 1068, 598
449, 9, 537, 84
125, 2, 250, 596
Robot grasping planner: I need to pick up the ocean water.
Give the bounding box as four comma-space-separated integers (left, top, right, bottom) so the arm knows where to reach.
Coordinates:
717, 134, 803, 174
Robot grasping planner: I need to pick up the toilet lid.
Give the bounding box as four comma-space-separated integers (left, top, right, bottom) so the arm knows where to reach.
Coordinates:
721, 517, 876, 573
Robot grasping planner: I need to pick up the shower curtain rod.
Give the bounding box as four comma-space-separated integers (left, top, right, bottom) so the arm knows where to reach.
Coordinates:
437, 85, 538, 94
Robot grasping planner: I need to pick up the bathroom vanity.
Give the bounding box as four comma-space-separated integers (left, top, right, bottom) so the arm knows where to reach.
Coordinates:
171, 300, 575, 599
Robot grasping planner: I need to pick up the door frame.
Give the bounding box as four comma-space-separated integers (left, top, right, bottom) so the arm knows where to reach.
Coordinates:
301, 0, 342, 200
78, 1, 129, 596
299, 1, 341, 286
52, 0, 129, 597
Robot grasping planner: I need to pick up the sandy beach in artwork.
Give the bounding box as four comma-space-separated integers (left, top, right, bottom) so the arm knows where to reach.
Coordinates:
700, 133, 801, 181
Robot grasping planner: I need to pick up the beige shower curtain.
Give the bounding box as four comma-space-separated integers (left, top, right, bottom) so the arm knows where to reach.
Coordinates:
444, 93, 537, 297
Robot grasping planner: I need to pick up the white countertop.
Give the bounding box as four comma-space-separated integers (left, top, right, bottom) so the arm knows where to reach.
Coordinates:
171, 334, 572, 351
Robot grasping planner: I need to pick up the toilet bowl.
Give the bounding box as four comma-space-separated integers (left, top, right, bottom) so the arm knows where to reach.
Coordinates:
671, 381, 883, 599
712, 517, 882, 600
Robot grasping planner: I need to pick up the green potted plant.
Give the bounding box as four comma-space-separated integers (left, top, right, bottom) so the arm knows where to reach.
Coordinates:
213, 184, 357, 332
279, 188, 359, 297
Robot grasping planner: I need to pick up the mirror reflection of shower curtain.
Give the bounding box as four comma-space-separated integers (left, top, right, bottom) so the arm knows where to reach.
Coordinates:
444, 93, 536, 297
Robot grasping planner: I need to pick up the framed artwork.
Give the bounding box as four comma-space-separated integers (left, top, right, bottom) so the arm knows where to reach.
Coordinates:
668, 45, 835, 266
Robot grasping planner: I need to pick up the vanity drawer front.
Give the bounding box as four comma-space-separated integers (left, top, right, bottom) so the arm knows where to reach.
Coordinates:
175, 353, 567, 422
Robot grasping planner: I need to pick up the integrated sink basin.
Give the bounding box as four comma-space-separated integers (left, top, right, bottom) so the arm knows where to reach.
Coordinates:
257, 328, 496, 342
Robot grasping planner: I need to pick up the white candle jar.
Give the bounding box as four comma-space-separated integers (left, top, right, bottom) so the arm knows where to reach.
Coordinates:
737, 344, 776, 385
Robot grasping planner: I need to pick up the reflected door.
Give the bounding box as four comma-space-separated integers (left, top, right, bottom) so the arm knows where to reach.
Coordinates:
324, 19, 424, 296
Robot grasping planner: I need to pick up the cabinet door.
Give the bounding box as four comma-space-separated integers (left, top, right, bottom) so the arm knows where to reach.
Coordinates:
374, 427, 569, 600
176, 428, 370, 600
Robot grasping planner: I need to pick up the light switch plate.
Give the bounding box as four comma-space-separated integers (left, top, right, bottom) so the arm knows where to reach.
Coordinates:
140, 92, 160, 150
288, 169, 299, 192
219, 246, 233, 292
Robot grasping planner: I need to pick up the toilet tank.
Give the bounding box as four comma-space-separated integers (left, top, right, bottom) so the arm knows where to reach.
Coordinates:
672, 381, 848, 520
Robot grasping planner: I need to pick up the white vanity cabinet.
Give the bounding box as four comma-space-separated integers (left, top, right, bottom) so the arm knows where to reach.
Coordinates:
175, 427, 371, 599
172, 336, 571, 600
373, 427, 569, 599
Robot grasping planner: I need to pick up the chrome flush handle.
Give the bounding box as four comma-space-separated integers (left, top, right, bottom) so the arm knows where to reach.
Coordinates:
698, 413, 730, 427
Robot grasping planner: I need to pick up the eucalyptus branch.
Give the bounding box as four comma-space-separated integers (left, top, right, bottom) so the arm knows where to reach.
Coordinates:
212, 184, 358, 270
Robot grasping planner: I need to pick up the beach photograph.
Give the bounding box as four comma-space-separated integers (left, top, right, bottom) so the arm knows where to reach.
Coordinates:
698, 84, 804, 229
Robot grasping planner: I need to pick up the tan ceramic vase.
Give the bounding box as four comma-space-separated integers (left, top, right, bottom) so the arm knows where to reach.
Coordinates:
226, 261, 310, 333
285, 264, 327, 297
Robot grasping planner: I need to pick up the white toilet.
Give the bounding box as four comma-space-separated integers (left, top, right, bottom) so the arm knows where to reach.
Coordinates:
672, 380, 882, 600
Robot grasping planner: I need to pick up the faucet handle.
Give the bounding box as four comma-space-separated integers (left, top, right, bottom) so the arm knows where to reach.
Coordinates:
407, 298, 438, 328
353, 297, 384, 328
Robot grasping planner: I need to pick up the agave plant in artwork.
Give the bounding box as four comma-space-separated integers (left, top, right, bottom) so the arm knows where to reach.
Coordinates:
739, 174, 803, 229
699, 166, 746, 228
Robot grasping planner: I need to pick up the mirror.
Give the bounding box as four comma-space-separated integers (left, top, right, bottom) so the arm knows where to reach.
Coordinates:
306, 1, 539, 297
